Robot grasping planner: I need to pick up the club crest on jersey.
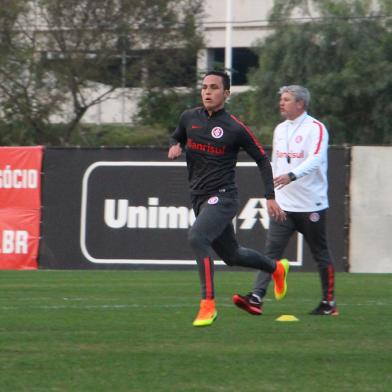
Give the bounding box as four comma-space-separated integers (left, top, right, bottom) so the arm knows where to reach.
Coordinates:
211, 127, 224, 139
207, 196, 219, 205
295, 135, 303, 143
309, 212, 320, 222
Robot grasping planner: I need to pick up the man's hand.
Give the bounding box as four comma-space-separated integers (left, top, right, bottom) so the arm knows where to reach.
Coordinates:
266, 199, 287, 222
168, 143, 182, 160
274, 174, 291, 190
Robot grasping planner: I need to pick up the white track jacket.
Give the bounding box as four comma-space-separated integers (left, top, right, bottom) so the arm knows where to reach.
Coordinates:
272, 112, 329, 212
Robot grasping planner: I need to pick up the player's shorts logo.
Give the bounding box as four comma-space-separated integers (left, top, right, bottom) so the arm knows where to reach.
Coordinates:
309, 212, 320, 222
211, 127, 224, 139
207, 196, 219, 205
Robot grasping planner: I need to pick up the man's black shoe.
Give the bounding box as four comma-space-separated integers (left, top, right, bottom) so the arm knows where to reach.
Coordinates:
232, 293, 263, 315
310, 300, 339, 316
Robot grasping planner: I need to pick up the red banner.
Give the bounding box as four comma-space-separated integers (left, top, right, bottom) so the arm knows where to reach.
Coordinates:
0, 146, 43, 269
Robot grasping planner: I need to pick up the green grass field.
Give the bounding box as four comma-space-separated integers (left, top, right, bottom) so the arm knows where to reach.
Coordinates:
0, 270, 391, 392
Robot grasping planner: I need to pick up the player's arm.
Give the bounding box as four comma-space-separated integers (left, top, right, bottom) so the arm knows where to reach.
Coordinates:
234, 117, 275, 199
270, 127, 278, 175
236, 118, 286, 221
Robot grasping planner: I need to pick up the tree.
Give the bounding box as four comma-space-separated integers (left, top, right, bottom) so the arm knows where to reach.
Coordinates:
0, 0, 66, 144
242, 0, 392, 144
0, 0, 204, 145
133, 0, 204, 132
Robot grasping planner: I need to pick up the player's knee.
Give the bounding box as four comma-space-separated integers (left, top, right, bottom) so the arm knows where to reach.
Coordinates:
188, 228, 208, 251
313, 249, 332, 268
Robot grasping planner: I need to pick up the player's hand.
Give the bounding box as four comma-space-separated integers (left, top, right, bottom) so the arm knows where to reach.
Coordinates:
274, 174, 291, 189
266, 199, 287, 222
168, 143, 182, 159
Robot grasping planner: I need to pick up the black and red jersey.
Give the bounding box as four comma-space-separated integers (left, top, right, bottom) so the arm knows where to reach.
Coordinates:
170, 107, 275, 199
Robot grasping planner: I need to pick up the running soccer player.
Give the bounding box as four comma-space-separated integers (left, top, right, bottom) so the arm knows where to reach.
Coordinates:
168, 71, 289, 327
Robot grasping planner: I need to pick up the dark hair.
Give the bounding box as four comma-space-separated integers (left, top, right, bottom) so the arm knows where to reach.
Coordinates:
203, 71, 231, 91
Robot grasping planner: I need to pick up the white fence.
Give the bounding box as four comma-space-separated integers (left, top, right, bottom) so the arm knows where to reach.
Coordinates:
350, 146, 392, 272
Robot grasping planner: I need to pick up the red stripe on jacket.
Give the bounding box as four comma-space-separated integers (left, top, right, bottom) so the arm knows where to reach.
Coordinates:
230, 114, 266, 155
313, 120, 324, 154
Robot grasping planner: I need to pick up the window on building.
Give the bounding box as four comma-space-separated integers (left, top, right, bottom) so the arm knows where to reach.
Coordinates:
207, 47, 259, 86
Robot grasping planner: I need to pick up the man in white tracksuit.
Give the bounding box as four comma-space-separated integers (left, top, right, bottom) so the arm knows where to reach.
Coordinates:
233, 85, 338, 316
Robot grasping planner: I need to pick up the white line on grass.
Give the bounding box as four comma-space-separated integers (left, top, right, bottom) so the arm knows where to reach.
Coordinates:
0, 301, 390, 311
